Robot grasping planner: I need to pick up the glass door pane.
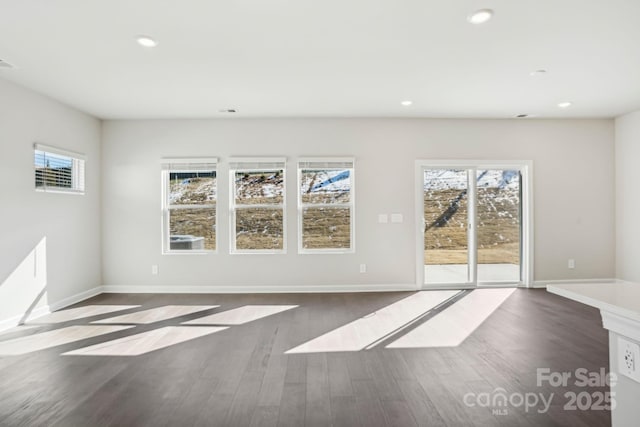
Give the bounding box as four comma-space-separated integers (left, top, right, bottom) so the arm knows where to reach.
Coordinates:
423, 169, 470, 285
476, 169, 521, 283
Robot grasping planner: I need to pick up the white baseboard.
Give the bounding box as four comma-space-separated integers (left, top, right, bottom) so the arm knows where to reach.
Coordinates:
613, 279, 637, 285
4, 279, 623, 332
532, 278, 617, 289
0, 305, 50, 333
101, 283, 417, 294
48, 287, 103, 312
0, 286, 103, 333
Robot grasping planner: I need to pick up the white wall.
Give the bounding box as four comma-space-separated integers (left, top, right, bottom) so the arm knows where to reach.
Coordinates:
0, 78, 102, 328
101, 118, 615, 290
615, 110, 640, 282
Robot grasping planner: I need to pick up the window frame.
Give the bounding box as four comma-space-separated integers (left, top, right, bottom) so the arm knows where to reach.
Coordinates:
229, 157, 287, 254
414, 159, 533, 288
297, 158, 355, 254
161, 157, 218, 255
34, 143, 86, 195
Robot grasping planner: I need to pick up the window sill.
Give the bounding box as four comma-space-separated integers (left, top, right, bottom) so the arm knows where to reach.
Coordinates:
35, 188, 85, 195
162, 250, 216, 256
299, 249, 355, 255
230, 250, 287, 255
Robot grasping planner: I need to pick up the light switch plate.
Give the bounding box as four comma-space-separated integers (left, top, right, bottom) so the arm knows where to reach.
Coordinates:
391, 213, 403, 223
378, 214, 388, 224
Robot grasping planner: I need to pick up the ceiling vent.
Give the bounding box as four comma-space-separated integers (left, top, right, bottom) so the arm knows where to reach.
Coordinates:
0, 59, 14, 68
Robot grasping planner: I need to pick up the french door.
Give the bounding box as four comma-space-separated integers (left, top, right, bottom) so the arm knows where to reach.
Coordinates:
415, 161, 532, 289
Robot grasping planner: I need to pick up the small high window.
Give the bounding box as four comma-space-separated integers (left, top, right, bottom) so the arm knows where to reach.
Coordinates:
34, 144, 85, 194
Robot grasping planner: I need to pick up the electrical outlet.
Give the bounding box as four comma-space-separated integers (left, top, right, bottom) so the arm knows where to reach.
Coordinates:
568, 259, 575, 269
618, 336, 640, 383
360, 264, 367, 273
624, 348, 635, 371
151, 265, 159, 275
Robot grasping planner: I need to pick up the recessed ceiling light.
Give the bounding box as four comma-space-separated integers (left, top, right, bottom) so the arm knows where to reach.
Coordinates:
467, 9, 494, 24
136, 36, 157, 48
530, 69, 547, 76
557, 101, 572, 108
401, 100, 413, 106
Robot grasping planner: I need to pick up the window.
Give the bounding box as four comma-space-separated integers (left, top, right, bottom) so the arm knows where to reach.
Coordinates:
229, 158, 286, 253
162, 158, 217, 253
416, 160, 533, 287
34, 144, 85, 194
298, 158, 355, 252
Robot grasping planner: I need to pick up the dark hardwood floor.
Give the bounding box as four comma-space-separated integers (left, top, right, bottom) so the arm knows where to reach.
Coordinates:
0, 289, 610, 427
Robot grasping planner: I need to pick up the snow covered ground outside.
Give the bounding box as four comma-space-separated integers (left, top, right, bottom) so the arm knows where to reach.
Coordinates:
301, 169, 351, 194
424, 169, 519, 190
169, 176, 216, 205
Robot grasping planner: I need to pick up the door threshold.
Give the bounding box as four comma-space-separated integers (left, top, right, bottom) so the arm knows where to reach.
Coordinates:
421, 283, 521, 291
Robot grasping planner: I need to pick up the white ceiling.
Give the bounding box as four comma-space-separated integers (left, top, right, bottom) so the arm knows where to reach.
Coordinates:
0, 0, 639, 120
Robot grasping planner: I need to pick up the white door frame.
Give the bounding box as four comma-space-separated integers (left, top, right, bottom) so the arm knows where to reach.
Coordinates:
415, 160, 534, 289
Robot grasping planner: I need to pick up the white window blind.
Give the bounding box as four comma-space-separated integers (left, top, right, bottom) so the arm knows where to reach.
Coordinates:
34, 143, 86, 194
228, 157, 286, 171
161, 158, 218, 172
298, 158, 354, 170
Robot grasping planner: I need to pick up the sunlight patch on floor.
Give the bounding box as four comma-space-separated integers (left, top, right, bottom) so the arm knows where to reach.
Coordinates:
0, 325, 41, 338
91, 305, 218, 324
62, 326, 226, 356
183, 305, 298, 325
386, 288, 516, 348
285, 291, 460, 354
0, 325, 133, 355
28, 305, 140, 324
